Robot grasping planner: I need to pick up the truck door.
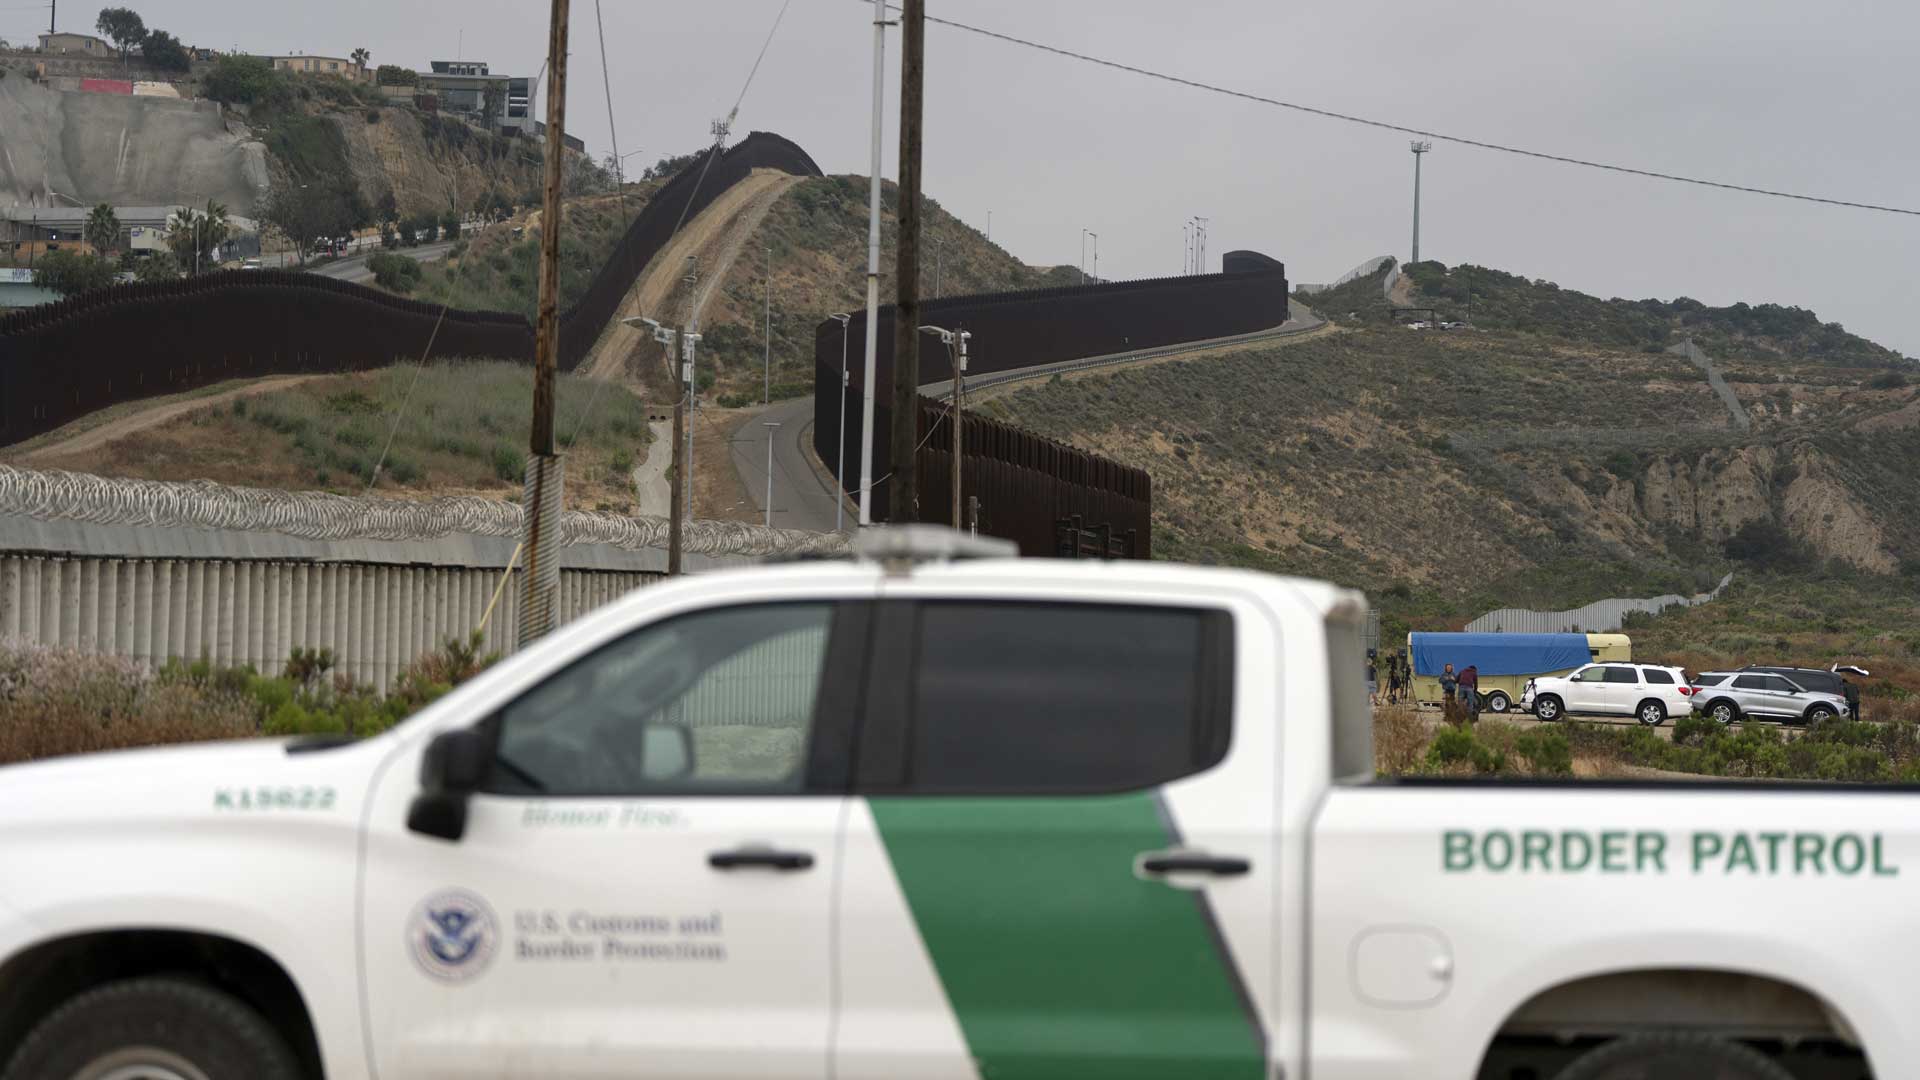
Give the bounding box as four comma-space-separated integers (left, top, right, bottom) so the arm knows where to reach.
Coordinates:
358, 599, 872, 1079
833, 596, 1277, 1080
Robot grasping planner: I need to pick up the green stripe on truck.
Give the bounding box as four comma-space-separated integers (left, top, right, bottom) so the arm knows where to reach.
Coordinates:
870, 793, 1263, 1080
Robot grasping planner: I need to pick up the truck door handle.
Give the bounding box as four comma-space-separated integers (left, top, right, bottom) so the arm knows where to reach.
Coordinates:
708, 848, 814, 871
1140, 853, 1251, 877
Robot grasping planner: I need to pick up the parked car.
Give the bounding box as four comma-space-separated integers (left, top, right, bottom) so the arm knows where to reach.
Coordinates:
240, 258, 263, 271
1522, 662, 1692, 725
1740, 664, 1867, 719
1691, 670, 1851, 725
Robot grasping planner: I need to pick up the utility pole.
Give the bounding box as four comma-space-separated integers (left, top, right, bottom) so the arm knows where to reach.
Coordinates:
48, 0, 55, 34
857, 0, 891, 527
762, 244, 771, 405
1090, 231, 1098, 284
889, 0, 925, 524
517, 0, 571, 646
763, 421, 780, 528
1410, 141, 1431, 265
668, 397, 685, 574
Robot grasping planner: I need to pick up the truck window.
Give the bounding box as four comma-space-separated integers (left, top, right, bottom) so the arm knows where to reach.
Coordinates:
1643, 669, 1675, 685
901, 602, 1233, 794
1326, 613, 1372, 781
486, 603, 838, 796
1603, 666, 1640, 684
1732, 675, 1771, 691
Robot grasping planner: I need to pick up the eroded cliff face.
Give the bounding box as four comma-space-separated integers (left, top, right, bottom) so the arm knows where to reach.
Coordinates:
1779, 445, 1896, 572
1631, 444, 1892, 570
1639, 447, 1775, 540
328, 109, 546, 217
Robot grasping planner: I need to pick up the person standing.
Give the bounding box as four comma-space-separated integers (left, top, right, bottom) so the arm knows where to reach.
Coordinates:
1460, 664, 1481, 723
1388, 661, 1406, 704
1440, 663, 1459, 723
1367, 659, 1379, 706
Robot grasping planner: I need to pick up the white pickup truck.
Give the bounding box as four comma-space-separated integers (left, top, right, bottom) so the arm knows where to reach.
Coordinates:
0, 530, 1903, 1080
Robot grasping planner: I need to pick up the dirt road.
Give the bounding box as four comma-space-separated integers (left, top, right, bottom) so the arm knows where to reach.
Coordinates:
12, 376, 325, 464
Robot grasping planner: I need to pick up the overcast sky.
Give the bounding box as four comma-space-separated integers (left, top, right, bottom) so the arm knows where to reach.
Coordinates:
29, 0, 1914, 356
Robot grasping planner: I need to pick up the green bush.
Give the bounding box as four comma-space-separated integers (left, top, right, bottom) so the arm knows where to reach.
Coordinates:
202, 55, 292, 109
368, 252, 422, 293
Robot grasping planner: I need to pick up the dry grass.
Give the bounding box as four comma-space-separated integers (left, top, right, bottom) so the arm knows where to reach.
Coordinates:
0, 647, 256, 764
1373, 705, 1430, 774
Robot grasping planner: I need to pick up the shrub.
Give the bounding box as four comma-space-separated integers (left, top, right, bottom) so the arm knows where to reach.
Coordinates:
1867, 371, 1907, 390
368, 252, 422, 293
202, 55, 291, 109
365, 108, 380, 124
491, 444, 523, 482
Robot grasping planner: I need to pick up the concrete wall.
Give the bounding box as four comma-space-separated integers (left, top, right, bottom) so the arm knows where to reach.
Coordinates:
0, 553, 658, 689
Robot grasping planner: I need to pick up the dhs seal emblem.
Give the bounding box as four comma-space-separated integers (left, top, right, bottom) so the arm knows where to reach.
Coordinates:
408, 889, 499, 982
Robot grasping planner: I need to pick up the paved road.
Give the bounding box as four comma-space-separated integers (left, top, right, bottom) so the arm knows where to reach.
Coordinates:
729, 299, 1330, 534
730, 395, 849, 534
301, 242, 457, 284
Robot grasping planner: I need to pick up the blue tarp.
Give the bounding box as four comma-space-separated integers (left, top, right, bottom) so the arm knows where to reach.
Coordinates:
1410, 632, 1591, 677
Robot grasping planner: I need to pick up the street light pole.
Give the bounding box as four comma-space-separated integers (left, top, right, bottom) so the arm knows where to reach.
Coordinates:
1410, 141, 1431, 265
858, 0, 890, 527
1089, 231, 1098, 284
762, 244, 771, 405
829, 312, 852, 531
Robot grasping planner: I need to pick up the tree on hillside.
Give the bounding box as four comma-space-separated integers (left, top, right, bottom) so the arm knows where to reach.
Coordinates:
261, 177, 370, 262
94, 7, 146, 59
141, 29, 189, 72
643, 150, 701, 180
350, 47, 370, 76
33, 250, 117, 296
202, 55, 290, 108
166, 200, 229, 273
374, 64, 416, 87
83, 204, 120, 255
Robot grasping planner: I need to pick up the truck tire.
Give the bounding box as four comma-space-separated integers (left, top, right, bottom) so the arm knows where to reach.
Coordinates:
1486, 691, 1511, 713
1707, 699, 1740, 725
1805, 704, 1836, 726
1, 976, 301, 1080
1533, 695, 1564, 722
1635, 699, 1667, 727
1553, 1031, 1795, 1080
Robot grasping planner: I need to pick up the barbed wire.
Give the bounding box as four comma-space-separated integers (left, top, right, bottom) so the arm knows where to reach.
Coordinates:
0, 466, 849, 558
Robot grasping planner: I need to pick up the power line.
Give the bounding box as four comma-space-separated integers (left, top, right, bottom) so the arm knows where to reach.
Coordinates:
855, 0, 1920, 218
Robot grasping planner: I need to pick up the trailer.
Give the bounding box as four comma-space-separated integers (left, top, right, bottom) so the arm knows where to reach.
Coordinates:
1409, 630, 1630, 713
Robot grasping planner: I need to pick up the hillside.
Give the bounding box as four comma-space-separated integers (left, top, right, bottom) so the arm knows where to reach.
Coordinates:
993, 268, 1920, 645
1306, 261, 1911, 370
692, 174, 1078, 401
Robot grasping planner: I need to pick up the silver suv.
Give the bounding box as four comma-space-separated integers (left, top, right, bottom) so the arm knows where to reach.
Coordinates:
1691, 671, 1850, 725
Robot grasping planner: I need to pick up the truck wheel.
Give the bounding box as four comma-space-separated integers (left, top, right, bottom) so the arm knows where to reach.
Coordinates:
1636, 699, 1667, 727
1533, 695, 1563, 722
1553, 1031, 1795, 1080
1, 977, 301, 1080
1708, 699, 1740, 725
1486, 691, 1511, 713
1805, 704, 1836, 726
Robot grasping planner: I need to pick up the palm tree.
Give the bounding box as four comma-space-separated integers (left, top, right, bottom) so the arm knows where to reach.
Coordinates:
83, 204, 121, 257
350, 47, 370, 79
166, 201, 231, 274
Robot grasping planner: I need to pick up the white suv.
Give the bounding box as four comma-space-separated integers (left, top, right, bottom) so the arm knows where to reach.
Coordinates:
1523, 662, 1692, 726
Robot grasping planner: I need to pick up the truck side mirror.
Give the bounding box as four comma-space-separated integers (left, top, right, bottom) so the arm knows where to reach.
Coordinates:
407, 728, 490, 842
